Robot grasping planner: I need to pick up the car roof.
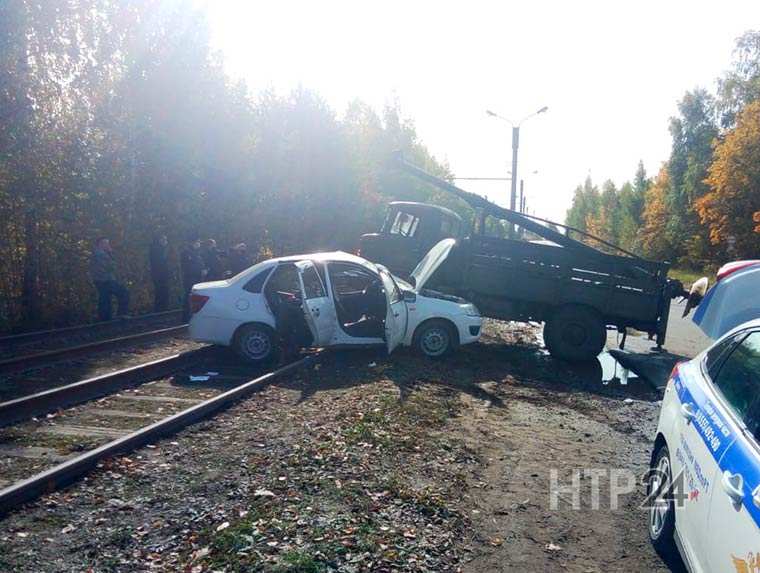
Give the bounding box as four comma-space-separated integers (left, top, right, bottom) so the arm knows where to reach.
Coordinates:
270, 251, 378, 271
388, 201, 463, 222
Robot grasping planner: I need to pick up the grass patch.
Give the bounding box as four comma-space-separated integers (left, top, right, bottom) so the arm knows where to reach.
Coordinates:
669, 267, 710, 286
274, 550, 326, 573
342, 386, 457, 450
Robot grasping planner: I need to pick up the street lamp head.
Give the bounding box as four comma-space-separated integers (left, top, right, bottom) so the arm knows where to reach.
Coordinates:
486, 110, 497, 117
537, 106, 548, 114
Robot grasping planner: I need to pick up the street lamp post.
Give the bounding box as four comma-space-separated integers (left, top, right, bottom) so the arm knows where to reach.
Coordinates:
487, 106, 548, 235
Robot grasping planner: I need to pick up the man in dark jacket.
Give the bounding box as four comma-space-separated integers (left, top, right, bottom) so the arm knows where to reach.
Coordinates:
202, 238, 225, 281
149, 234, 170, 312
228, 242, 252, 276
90, 237, 129, 321
180, 237, 204, 321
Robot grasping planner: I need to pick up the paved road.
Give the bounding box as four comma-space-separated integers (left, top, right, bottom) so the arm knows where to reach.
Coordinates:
606, 300, 712, 360
603, 300, 712, 390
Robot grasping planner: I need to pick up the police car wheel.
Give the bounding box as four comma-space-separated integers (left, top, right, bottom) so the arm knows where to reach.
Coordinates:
647, 445, 678, 560
234, 324, 277, 364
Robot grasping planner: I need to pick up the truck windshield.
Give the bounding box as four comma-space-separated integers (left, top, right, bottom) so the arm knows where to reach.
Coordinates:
386, 211, 420, 237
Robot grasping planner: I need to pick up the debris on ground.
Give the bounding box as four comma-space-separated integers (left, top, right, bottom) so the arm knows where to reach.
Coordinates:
0, 320, 669, 572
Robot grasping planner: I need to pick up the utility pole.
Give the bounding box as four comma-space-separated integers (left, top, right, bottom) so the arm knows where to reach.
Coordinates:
519, 179, 526, 238
487, 106, 547, 237
510, 127, 520, 214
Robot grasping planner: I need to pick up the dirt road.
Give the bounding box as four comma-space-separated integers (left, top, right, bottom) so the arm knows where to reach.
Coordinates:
0, 321, 673, 572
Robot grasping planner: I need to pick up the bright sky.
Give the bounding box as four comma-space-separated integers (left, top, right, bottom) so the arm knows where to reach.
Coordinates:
205, 0, 760, 222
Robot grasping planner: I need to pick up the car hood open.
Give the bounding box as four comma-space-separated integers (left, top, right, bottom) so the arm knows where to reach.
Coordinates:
408, 238, 456, 291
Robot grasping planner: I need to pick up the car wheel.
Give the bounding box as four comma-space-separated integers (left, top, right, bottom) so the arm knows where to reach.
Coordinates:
233, 324, 277, 364
543, 305, 606, 361
415, 320, 457, 358
648, 445, 679, 563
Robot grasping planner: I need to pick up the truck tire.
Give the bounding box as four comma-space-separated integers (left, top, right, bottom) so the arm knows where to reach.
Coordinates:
543, 305, 605, 361
233, 323, 277, 364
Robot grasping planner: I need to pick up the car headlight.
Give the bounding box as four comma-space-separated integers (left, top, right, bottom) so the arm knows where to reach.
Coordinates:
465, 304, 480, 317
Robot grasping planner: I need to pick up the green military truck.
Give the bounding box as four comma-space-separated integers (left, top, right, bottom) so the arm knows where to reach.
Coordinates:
359, 156, 686, 361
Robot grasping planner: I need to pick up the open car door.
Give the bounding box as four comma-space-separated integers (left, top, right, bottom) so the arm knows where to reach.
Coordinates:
295, 260, 337, 347
378, 267, 407, 353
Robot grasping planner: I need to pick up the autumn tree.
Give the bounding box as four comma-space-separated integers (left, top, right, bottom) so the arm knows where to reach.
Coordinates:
697, 100, 760, 257
639, 167, 674, 260
0, 1, 454, 332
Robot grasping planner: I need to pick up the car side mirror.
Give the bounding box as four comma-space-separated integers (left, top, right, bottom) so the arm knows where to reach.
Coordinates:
403, 291, 416, 303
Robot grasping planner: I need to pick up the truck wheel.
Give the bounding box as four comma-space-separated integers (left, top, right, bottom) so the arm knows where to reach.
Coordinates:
233, 324, 277, 364
414, 320, 457, 359
543, 305, 605, 361
647, 445, 679, 564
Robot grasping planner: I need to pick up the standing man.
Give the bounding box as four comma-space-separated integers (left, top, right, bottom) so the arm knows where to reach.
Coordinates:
149, 234, 170, 312
228, 242, 251, 276
90, 237, 129, 321
202, 238, 225, 281
180, 236, 204, 321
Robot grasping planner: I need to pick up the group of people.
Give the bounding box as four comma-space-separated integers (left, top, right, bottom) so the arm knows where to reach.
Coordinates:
90, 235, 253, 322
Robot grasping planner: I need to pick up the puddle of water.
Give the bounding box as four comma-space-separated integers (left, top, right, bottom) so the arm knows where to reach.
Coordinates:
597, 350, 639, 386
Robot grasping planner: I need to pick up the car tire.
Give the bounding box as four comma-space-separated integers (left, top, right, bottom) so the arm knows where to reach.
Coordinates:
543, 305, 606, 361
647, 445, 679, 563
414, 320, 457, 359
233, 323, 277, 364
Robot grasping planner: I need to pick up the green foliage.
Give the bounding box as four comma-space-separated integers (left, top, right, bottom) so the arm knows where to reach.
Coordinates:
717, 30, 760, 128
565, 176, 599, 233
0, 1, 451, 331
566, 30, 760, 267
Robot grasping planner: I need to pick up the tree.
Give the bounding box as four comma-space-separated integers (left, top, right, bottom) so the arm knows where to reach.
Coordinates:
639, 166, 674, 260
0, 1, 455, 332
565, 176, 600, 234
617, 181, 639, 251
586, 180, 620, 248
717, 30, 760, 128
665, 89, 719, 265
696, 100, 760, 258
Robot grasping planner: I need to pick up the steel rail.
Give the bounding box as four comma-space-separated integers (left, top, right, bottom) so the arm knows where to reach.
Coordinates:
0, 353, 319, 516
0, 347, 212, 428
0, 309, 183, 345
0, 324, 188, 375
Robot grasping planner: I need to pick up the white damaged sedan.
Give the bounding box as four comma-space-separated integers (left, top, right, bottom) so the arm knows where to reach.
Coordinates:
188, 239, 481, 362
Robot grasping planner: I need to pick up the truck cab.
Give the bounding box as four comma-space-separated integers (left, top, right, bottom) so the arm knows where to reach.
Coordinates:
359, 201, 464, 279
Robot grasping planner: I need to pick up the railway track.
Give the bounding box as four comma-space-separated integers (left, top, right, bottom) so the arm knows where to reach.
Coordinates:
0, 350, 319, 516
0, 309, 183, 347
0, 324, 189, 375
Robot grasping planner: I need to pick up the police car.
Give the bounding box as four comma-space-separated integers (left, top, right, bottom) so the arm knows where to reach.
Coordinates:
648, 319, 760, 571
